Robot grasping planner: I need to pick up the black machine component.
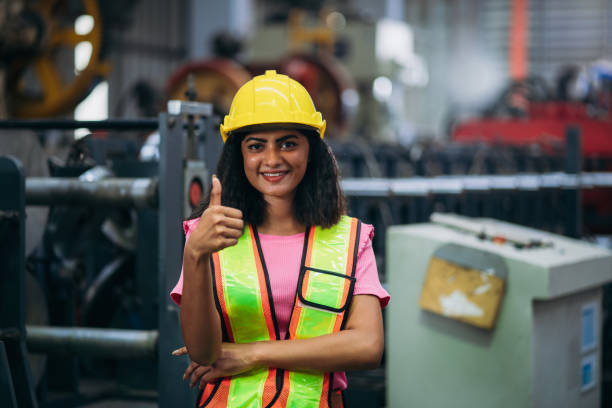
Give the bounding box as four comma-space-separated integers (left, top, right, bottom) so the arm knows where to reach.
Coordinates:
0, 156, 38, 408
1, 102, 217, 407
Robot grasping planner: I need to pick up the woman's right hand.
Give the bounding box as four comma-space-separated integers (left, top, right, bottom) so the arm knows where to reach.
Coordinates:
185, 175, 244, 259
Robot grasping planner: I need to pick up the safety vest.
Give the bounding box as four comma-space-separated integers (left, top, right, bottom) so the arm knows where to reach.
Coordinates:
197, 216, 361, 408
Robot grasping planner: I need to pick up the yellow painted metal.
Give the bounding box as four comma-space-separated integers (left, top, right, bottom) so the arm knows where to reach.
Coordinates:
287, 9, 335, 55
11, 0, 111, 118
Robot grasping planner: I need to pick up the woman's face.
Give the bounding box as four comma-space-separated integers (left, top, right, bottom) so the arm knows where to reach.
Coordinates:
241, 129, 310, 202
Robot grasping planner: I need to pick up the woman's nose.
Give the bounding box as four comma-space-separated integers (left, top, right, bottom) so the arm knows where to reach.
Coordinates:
263, 146, 282, 166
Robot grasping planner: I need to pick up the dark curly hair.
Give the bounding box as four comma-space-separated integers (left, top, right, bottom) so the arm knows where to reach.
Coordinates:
188, 128, 345, 229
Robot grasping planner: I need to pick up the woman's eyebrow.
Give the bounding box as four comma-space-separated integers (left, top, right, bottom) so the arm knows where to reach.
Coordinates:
244, 136, 267, 143
275, 134, 298, 143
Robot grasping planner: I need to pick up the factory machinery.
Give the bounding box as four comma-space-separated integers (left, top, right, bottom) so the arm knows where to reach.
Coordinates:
387, 213, 612, 407
3, 0, 611, 239
1, 101, 217, 407
2, 109, 612, 407
4, 31, 612, 408
3, 2, 612, 407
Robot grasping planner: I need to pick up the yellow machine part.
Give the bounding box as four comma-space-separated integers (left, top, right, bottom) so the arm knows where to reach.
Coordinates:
287, 9, 335, 55
9, 0, 111, 118
419, 256, 506, 329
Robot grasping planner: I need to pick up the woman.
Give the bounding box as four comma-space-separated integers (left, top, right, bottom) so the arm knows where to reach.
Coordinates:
170, 70, 389, 408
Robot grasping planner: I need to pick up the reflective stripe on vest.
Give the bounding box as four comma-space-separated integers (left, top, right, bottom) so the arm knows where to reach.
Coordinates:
199, 216, 360, 408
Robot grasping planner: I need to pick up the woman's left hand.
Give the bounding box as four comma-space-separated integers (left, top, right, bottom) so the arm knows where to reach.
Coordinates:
173, 343, 259, 388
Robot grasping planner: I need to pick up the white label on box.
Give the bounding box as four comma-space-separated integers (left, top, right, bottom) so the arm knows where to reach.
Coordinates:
581, 303, 597, 353
581, 354, 597, 392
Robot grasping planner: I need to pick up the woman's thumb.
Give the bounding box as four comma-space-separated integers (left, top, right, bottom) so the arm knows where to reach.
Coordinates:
209, 175, 222, 206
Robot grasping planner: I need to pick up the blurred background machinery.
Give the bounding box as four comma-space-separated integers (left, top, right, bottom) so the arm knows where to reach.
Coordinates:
387, 214, 612, 408
2, 0, 612, 407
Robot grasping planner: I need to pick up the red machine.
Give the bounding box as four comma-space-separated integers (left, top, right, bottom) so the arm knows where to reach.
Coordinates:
451, 77, 612, 234
453, 101, 612, 157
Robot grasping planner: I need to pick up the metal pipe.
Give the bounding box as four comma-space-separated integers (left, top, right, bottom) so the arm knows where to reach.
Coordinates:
25, 177, 158, 208
26, 326, 158, 359
0, 119, 159, 131
340, 172, 612, 198
22, 173, 612, 205
565, 126, 582, 238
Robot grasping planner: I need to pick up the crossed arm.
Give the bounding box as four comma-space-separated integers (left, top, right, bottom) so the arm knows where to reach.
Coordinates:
177, 294, 384, 388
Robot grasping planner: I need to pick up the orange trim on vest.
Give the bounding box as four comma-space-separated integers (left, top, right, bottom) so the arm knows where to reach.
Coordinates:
262, 368, 278, 407
319, 374, 331, 408
270, 369, 291, 407
215, 378, 231, 406
198, 382, 215, 407
305, 225, 316, 265
199, 377, 231, 407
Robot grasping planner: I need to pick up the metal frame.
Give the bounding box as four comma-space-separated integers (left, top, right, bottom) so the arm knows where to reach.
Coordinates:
0, 156, 37, 408
0, 104, 215, 407
158, 112, 195, 406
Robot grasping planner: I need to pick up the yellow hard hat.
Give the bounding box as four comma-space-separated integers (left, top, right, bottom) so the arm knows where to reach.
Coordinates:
220, 70, 326, 142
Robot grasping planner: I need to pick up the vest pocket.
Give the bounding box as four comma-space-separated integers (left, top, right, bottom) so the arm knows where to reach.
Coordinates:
297, 266, 355, 313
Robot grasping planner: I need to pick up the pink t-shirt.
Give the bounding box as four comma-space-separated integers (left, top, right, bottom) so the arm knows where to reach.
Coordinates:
171, 218, 390, 391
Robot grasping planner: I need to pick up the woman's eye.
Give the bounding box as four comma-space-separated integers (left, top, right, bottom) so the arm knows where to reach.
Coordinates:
281, 141, 297, 149
247, 143, 263, 151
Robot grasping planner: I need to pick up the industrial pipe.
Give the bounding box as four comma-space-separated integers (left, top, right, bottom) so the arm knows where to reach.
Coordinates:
25, 177, 158, 208
23, 173, 612, 206
0, 119, 159, 131
340, 172, 612, 198
26, 326, 158, 359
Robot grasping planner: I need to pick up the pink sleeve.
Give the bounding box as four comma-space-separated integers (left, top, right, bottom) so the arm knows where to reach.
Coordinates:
170, 218, 200, 305
353, 223, 390, 308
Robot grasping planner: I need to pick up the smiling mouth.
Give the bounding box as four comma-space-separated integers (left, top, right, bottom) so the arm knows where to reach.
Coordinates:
261, 171, 289, 182
262, 171, 288, 177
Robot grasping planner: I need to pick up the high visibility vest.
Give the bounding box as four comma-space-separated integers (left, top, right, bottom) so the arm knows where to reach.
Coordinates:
197, 215, 361, 408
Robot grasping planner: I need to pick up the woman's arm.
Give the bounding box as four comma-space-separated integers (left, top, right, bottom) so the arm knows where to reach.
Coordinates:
180, 294, 384, 386
255, 294, 384, 372
180, 248, 222, 366
180, 176, 244, 366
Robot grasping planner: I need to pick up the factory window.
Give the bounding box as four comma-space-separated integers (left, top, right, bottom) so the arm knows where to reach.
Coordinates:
74, 14, 108, 139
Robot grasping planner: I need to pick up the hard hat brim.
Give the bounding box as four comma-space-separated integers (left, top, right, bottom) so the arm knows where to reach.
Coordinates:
229, 123, 321, 137
222, 121, 325, 142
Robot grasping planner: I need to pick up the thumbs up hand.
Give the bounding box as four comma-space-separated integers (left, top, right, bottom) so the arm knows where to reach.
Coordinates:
185, 175, 244, 258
